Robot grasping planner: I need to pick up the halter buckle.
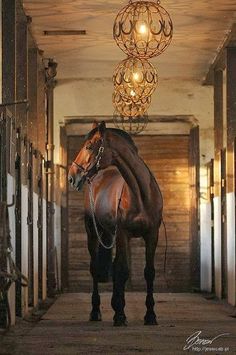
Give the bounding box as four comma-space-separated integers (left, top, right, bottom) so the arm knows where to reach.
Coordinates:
96, 157, 102, 169
95, 144, 105, 169
98, 146, 104, 154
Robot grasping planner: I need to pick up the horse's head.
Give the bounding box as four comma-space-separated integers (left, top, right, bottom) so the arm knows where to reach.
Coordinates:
68, 121, 112, 190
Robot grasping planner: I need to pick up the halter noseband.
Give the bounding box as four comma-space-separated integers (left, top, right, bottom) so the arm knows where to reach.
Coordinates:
72, 140, 105, 180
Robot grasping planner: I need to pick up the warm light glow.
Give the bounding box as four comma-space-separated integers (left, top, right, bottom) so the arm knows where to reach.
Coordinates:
130, 90, 136, 97
133, 72, 140, 81
138, 23, 148, 35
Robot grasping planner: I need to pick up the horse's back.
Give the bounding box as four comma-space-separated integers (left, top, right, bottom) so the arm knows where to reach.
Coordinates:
84, 165, 162, 235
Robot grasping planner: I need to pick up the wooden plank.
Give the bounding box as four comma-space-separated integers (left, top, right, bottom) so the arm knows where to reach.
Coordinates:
226, 47, 236, 193
60, 126, 69, 290
2, 0, 16, 105
27, 45, 38, 148
65, 115, 196, 126
214, 69, 224, 154
214, 69, 224, 200
16, 0, 28, 133
37, 51, 46, 156
189, 126, 200, 290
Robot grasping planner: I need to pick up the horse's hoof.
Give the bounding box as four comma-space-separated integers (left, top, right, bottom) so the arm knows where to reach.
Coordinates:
144, 314, 158, 325
89, 310, 102, 321
113, 315, 128, 327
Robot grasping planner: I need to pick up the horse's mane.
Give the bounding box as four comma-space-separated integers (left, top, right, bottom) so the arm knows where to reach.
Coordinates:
85, 127, 138, 153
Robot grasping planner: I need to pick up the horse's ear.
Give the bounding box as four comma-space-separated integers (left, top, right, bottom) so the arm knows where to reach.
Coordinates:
92, 120, 98, 129
99, 121, 106, 136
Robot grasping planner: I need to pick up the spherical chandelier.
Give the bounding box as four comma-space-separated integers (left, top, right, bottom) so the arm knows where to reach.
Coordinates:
113, 56, 158, 103
113, 0, 173, 59
112, 91, 151, 117
113, 110, 148, 135
112, 0, 173, 134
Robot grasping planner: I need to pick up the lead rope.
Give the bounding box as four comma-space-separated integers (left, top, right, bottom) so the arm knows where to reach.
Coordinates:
87, 179, 118, 250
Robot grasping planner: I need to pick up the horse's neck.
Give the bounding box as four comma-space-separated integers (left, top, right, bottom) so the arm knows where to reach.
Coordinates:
111, 141, 152, 206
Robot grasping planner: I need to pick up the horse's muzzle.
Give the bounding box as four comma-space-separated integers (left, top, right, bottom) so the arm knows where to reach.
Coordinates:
68, 173, 86, 191
68, 175, 74, 184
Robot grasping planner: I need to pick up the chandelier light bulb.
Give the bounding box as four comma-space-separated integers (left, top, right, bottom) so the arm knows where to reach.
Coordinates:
138, 23, 148, 35
130, 90, 136, 97
133, 72, 141, 82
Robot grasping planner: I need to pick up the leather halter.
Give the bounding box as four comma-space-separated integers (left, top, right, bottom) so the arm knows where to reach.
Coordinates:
72, 140, 105, 180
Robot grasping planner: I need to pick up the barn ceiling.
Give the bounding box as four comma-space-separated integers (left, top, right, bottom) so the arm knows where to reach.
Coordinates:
23, 0, 236, 81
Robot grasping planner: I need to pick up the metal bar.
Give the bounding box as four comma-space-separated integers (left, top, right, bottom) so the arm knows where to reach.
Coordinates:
44, 30, 86, 36
0, 99, 29, 107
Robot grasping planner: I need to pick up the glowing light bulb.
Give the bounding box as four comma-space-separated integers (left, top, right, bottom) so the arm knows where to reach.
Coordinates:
138, 23, 147, 35
130, 90, 136, 97
133, 72, 140, 81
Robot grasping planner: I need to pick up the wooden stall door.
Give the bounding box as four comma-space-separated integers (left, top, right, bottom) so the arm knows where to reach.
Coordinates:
38, 155, 43, 300
27, 143, 34, 306
60, 127, 69, 291
15, 128, 22, 316
206, 159, 215, 293
221, 148, 227, 298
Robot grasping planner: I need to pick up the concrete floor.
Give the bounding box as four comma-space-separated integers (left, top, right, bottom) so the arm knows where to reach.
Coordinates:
0, 293, 236, 355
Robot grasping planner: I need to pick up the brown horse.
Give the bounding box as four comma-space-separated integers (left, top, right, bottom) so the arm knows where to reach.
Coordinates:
68, 121, 163, 326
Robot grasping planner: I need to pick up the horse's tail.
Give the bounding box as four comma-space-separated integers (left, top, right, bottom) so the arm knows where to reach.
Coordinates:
97, 243, 113, 283
161, 218, 169, 288
161, 218, 168, 273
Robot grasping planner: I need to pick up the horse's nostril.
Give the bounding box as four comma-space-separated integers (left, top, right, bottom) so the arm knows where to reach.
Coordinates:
68, 176, 73, 184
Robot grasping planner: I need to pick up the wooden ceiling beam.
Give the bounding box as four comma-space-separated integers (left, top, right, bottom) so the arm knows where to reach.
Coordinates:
202, 23, 236, 86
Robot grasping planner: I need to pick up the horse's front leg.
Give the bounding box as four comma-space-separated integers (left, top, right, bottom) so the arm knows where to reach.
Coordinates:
144, 229, 158, 325
85, 217, 102, 322
90, 272, 101, 321
111, 228, 129, 326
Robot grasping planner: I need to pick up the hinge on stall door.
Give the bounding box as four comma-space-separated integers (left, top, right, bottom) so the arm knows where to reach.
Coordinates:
27, 216, 33, 225
221, 178, 225, 188
37, 220, 42, 229
222, 214, 225, 223
210, 186, 214, 195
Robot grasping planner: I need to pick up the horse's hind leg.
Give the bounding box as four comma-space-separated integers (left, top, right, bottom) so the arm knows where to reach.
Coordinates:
144, 229, 158, 325
111, 228, 129, 326
85, 216, 101, 321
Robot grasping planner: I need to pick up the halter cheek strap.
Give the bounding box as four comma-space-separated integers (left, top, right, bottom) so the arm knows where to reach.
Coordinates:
72, 161, 85, 171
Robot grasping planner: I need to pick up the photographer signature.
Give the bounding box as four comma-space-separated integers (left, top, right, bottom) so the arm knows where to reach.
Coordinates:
183, 330, 230, 351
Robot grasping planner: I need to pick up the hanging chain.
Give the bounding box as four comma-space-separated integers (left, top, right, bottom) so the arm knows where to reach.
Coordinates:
87, 180, 117, 250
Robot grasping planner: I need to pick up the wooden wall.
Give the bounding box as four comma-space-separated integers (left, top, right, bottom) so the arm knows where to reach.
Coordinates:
67, 134, 193, 292
1, 0, 48, 321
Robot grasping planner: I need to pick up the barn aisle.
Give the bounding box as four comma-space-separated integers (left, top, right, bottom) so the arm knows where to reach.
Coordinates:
0, 293, 236, 354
